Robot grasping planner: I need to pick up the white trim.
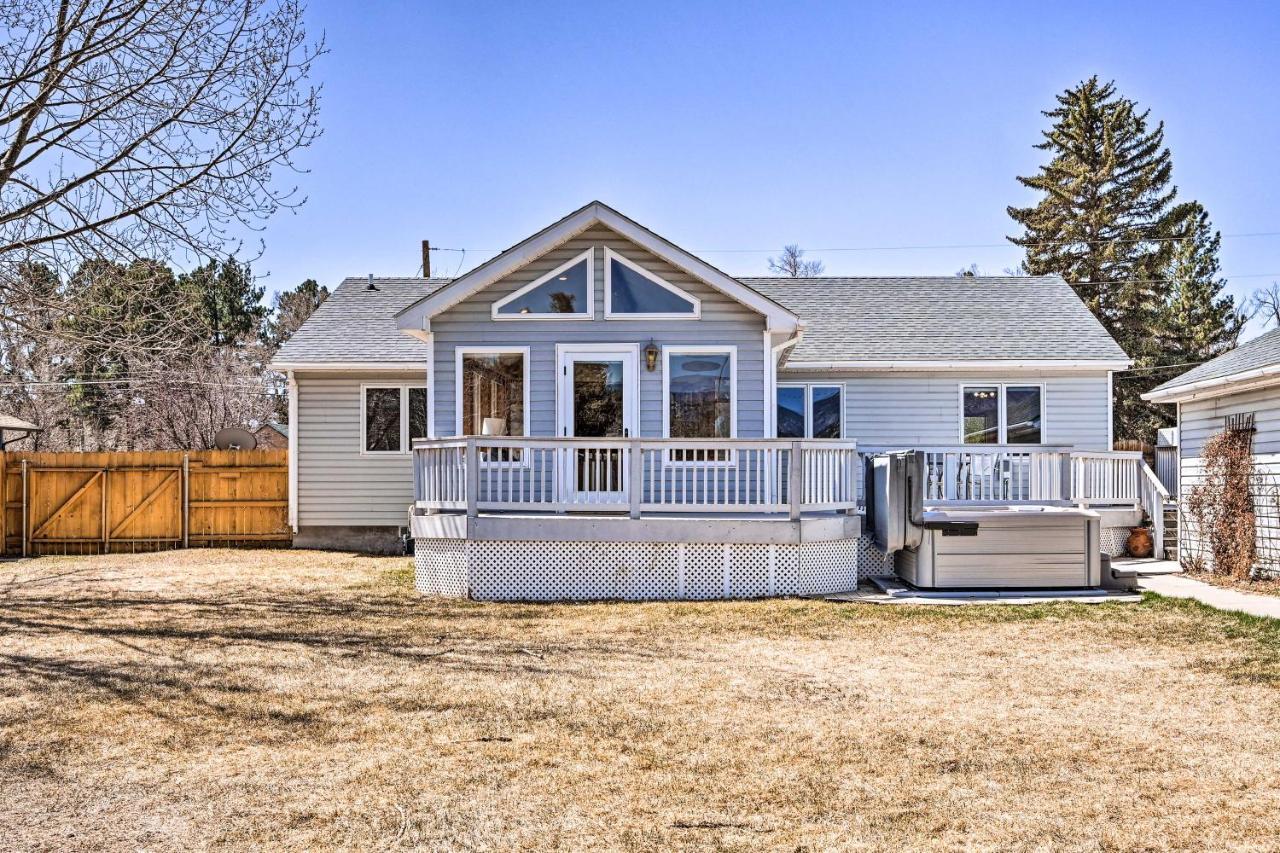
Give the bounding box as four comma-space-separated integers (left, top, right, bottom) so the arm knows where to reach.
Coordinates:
958, 383, 1046, 445
287, 370, 298, 532
785, 359, 1130, 372
1107, 370, 1114, 449
554, 343, 641, 439
453, 346, 532, 439
1142, 363, 1280, 403
662, 345, 738, 440
491, 248, 594, 320
394, 201, 800, 332
603, 247, 701, 320
774, 382, 845, 439
763, 330, 773, 438
271, 361, 429, 372
359, 383, 428, 456
425, 332, 436, 438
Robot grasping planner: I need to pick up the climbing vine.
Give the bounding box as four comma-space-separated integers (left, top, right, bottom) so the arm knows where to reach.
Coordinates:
1186, 429, 1256, 579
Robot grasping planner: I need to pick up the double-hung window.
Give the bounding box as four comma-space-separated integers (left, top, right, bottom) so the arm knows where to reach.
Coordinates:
961, 384, 1044, 444
362, 385, 428, 454
775, 384, 843, 438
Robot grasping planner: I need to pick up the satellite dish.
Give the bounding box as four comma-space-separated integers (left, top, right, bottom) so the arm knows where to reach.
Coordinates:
214, 427, 257, 451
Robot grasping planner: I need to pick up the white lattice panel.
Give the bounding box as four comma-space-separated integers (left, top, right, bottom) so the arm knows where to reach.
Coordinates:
797, 539, 859, 594
411, 533, 863, 601
856, 534, 896, 579
774, 545, 800, 596
414, 539, 468, 597
683, 544, 726, 600
1101, 526, 1131, 557
728, 544, 772, 598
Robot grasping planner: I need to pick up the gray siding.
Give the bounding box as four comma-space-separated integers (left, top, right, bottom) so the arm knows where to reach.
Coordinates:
1178, 384, 1280, 576
778, 370, 1112, 449
296, 371, 424, 527
431, 225, 768, 438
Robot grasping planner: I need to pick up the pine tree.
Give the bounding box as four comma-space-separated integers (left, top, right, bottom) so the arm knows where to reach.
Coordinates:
1161, 203, 1243, 369
1008, 77, 1196, 441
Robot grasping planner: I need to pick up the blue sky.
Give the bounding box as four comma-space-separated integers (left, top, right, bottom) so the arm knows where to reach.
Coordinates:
254, 0, 1280, 336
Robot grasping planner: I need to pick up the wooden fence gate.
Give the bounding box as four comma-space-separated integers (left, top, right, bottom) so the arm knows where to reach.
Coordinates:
1, 450, 290, 556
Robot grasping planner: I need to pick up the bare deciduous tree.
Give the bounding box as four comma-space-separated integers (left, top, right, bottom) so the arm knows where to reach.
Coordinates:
1249, 283, 1280, 330
0, 0, 322, 355
767, 244, 825, 277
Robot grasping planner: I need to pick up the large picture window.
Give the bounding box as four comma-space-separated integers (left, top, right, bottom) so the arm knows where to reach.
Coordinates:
961, 384, 1043, 445
361, 385, 428, 454
456, 349, 528, 438
776, 384, 843, 438
664, 347, 735, 439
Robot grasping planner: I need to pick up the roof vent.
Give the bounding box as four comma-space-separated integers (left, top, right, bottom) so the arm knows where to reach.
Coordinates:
365, 273, 378, 292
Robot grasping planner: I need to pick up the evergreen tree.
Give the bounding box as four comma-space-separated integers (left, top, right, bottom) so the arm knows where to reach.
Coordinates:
1161, 203, 1243, 368
179, 258, 267, 347
1008, 77, 1196, 441
262, 278, 329, 351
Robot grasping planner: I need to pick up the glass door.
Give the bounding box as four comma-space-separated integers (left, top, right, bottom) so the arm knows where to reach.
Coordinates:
558, 347, 638, 504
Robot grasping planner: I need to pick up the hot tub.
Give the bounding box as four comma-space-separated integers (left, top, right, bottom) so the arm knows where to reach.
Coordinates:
896, 504, 1102, 589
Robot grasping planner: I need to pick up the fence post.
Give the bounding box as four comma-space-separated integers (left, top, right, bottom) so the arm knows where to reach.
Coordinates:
0, 452, 5, 556
789, 441, 803, 521
465, 438, 479, 518
20, 459, 28, 557
628, 439, 642, 519
182, 453, 190, 548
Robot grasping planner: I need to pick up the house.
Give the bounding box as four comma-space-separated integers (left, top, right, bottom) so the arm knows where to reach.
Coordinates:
252, 422, 289, 450
272, 201, 1161, 599
1144, 329, 1280, 577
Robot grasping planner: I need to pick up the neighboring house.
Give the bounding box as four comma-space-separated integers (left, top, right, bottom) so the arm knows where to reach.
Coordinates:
1144, 329, 1280, 577
253, 422, 289, 450
272, 201, 1152, 598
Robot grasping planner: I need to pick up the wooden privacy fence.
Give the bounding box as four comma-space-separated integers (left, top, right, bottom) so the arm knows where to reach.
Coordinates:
2, 450, 290, 556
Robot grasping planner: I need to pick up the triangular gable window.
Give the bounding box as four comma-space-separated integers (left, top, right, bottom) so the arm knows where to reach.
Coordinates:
604, 248, 700, 319
492, 249, 593, 319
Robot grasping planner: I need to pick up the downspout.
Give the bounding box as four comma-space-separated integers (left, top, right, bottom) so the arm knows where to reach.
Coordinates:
768, 327, 805, 437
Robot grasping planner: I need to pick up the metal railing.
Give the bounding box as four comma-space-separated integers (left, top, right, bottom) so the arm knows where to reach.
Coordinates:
413, 436, 860, 518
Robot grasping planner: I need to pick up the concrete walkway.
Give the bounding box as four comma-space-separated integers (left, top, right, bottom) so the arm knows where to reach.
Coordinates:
1137, 573, 1280, 620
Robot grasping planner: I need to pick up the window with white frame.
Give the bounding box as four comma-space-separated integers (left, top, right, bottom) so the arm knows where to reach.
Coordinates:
776, 384, 843, 438
664, 347, 735, 438
492, 249, 593, 318
361, 385, 428, 454
456, 349, 528, 437
961, 384, 1043, 444
605, 248, 700, 318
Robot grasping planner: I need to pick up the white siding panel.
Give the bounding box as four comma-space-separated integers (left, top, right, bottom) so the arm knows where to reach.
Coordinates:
296, 372, 424, 527
431, 225, 768, 438
779, 370, 1111, 449
1178, 386, 1280, 576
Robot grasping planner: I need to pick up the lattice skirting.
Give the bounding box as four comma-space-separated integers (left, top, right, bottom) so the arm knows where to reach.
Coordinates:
1101, 525, 1133, 558
855, 535, 896, 579
413, 538, 860, 601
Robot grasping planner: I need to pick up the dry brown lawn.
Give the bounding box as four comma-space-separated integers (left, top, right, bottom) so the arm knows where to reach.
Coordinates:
2, 549, 1279, 851
1184, 568, 1280, 598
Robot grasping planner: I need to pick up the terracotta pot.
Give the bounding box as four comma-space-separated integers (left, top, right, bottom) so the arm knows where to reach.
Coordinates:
1126, 526, 1154, 559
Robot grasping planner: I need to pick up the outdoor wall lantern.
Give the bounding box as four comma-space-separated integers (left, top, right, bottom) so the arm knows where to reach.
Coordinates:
644, 339, 659, 372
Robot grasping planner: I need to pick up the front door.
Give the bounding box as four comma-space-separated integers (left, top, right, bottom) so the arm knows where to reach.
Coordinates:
557, 346, 639, 504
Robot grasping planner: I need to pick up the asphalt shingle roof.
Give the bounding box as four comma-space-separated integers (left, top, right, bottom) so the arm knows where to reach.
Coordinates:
1148, 328, 1280, 395
274, 274, 1128, 366
273, 278, 450, 364
744, 276, 1128, 363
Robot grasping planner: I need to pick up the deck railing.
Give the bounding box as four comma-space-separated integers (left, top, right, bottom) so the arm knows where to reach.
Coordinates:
413, 436, 860, 518
413, 438, 1168, 537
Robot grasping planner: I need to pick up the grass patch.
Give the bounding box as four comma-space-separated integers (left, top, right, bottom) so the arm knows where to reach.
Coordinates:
1, 549, 1278, 850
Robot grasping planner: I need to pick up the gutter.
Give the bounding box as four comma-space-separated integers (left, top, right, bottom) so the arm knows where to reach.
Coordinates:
783, 358, 1132, 372
269, 361, 429, 372
1143, 363, 1280, 404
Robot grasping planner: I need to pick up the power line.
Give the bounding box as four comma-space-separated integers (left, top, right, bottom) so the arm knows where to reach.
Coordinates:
427, 229, 1280, 257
